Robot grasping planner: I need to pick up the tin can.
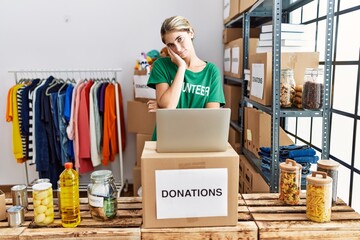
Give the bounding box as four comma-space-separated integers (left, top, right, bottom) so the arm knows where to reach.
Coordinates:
11, 185, 28, 211
7, 206, 25, 227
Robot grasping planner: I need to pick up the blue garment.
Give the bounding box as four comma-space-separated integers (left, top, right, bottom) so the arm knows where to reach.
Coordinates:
294, 155, 319, 164
64, 84, 74, 122
50, 92, 61, 162
288, 148, 316, 158
58, 90, 73, 166
34, 76, 53, 172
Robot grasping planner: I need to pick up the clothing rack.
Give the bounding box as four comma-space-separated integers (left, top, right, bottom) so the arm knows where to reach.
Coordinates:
8, 68, 124, 195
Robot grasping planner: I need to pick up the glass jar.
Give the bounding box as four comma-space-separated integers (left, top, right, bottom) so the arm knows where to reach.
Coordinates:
87, 170, 118, 221
32, 182, 54, 226
317, 159, 340, 205
280, 69, 296, 108
279, 159, 302, 205
302, 68, 324, 110
306, 171, 332, 223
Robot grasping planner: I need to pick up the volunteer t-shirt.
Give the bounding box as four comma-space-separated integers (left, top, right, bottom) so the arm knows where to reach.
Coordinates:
147, 57, 226, 140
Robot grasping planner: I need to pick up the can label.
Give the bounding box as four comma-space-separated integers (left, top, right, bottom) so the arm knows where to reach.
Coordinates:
88, 194, 103, 207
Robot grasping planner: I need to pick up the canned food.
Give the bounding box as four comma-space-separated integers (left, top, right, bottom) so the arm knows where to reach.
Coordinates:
11, 185, 28, 211
7, 206, 25, 227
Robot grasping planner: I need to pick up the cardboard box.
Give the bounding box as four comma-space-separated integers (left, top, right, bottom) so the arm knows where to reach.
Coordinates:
127, 100, 156, 135
228, 126, 240, 150
223, 28, 261, 44
133, 166, 141, 197
224, 84, 242, 121
249, 52, 319, 106
244, 107, 293, 157
223, 0, 240, 24
141, 141, 239, 228
225, 38, 258, 78
239, 0, 257, 14
136, 133, 152, 167
240, 155, 270, 193
133, 70, 156, 101
0, 190, 5, 221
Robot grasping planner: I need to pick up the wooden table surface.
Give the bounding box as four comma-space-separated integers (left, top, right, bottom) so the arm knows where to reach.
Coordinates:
1, 193, 360, 239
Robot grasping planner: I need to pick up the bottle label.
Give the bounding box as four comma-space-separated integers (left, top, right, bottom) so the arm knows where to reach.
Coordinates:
88, 194, 103, 207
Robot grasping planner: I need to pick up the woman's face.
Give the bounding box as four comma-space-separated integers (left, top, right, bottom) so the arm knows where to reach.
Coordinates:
163, 30, 194, 59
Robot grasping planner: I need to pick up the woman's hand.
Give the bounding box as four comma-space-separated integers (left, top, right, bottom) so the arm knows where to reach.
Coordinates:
168, 47, 186, 69
147, 99, 159, 112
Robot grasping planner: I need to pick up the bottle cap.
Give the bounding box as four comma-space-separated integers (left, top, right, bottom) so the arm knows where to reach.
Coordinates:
64, 162, 73, 169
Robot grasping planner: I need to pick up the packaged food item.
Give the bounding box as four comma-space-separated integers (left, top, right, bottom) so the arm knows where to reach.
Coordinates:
317, 159, 340, 205
88, 170, 118, 221
280, 69, 296, 107
306, 171, 332, 222
279, 159, 302, 205
59, 162, 81, 228
11, 184, 28, 211
32, 182, 54, 226
302, 68, 324, 110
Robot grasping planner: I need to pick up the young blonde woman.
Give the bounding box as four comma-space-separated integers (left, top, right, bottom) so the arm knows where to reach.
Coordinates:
147, 16, 225, 140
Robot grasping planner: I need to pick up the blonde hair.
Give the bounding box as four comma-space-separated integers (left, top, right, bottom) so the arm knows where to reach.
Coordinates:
160, 16, 194, 44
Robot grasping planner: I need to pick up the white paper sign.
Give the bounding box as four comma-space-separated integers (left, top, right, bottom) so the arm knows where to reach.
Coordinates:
224, 48, 231, 72
231, 47, 240, 74
155, 168, 228, 219
250, 63, 265, 99
223, 0, 230, 19
133, 74, 156, 99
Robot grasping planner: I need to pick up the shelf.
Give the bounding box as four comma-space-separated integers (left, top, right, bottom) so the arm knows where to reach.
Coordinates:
230, 120, 242, 133
244, 97, 323, 117
224, 76, 243, 86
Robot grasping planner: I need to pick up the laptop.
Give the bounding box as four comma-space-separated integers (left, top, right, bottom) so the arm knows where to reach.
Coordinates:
156, 108, 231, 153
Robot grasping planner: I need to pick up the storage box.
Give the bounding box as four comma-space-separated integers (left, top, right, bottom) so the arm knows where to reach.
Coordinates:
228, 126, 240, 150
0, 190, 5, 221
224, 84, 242, 121
133, 70, 156, 101
223, 28, 261, 44
141, 141, 239, 228
240, 155, 270, 193
136, 133, 152, 167
127, 100, 156, 135
249, 52, 319, 106
225, 38, 258, 78
132, 166, 141, 197
223, 0, 240, 24
239, 0, 257, 14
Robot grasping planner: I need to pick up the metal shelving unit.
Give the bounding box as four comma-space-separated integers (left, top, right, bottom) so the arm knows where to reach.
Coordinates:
224, 0, 334, 192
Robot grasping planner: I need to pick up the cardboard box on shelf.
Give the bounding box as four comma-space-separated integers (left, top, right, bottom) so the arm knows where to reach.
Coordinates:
244, 107, 294, 157
136, 133, 152, 167
224, 84, 242, 121
225, 38, 258, 78
239, 0, 257, 14
223, 28, 261, 44
133, 70, 156, 102
0, 190, 5, 221
249, 52, 319, 106
240, 155, 270, 193
132, 166, 141, 197
223, 0, 240, 24
229, 126, 240, 150
127, 100, 156, 135
141, 141, 239, 229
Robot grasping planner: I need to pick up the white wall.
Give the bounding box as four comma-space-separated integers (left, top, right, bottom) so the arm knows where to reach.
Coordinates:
0, 0, 224, 187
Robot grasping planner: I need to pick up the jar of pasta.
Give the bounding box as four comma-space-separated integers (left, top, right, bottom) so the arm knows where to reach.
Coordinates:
32, 182, 54, 226
317, 159, 339, 205
306, 171, 332, 222
279, 159, 302, 205
280, 69, 296, 107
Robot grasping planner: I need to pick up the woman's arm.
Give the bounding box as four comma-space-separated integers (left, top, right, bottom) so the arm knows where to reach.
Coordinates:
206, 102, 220, 108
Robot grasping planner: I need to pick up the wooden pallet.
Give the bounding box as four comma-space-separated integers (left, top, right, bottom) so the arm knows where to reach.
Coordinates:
243, 193, 360, 239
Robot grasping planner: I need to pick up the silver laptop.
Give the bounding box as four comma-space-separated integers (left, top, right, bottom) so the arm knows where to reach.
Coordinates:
156, 108, 231, 153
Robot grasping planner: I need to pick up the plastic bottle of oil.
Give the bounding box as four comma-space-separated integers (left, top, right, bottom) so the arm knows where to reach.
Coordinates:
59, 162, 81, 227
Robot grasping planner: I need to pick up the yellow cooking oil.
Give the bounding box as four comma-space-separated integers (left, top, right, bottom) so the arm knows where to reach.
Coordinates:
59, 162, 81, 227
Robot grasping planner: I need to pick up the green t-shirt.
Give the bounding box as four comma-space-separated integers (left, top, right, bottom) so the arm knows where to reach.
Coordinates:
147, 57, 226, 140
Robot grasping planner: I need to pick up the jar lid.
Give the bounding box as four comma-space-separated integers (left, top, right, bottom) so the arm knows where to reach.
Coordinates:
306, 171, 332, 184
90, 170, 113, 181
317, 159, 340, 170
11, 184, 26, 191
305, 68, 324, 75
7, 205, 24, 214
32, 182, 52, 191
280, 159, 301, 172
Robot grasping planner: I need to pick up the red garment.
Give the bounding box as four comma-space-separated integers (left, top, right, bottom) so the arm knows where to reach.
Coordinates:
78, 80, 94, 173
102, 83, 126, 166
